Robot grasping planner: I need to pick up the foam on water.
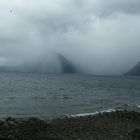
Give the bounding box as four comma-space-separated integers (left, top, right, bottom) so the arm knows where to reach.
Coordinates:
70, 108, 117, 117
136, 105, 140, 108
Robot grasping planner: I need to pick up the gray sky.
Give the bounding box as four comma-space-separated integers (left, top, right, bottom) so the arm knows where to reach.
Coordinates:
0, 0, 140, 74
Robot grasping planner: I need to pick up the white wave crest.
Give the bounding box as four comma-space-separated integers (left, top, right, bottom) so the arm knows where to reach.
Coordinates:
70, 108, 117, 117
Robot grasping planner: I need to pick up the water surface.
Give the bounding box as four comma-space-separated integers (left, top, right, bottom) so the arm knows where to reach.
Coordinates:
0, 72, 140, 118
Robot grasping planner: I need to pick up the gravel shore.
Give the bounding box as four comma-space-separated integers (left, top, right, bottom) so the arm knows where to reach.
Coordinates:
0, 111, 140, 140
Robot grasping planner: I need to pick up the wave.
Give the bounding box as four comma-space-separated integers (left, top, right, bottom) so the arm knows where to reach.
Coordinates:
70, 108, 118, 117
70, 104, 140, 118
136, 104, 140, 108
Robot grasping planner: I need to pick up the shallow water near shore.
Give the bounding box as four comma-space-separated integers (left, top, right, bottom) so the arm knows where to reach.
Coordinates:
0, 72, 140, 119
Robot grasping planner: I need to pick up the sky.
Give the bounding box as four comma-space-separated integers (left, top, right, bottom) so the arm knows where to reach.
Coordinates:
0, 0, 140, 74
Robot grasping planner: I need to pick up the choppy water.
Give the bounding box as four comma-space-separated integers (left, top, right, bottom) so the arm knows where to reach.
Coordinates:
0, 72, 140, 119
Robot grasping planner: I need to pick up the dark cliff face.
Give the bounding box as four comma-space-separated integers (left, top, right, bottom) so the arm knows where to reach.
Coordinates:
125, 62, 140, 76
57, 53, 78, 73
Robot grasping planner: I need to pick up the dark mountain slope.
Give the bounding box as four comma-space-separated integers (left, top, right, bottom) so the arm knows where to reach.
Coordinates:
57, 53, 79, 73
0, 53, 79, 74
125, 62, 140, 76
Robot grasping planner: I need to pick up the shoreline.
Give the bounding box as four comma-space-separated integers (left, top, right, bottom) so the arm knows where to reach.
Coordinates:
0, 111, 140, 140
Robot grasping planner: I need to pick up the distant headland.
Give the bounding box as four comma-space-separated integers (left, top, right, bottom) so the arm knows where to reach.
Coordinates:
125, 61, 140, 76
0, 53, 79, 74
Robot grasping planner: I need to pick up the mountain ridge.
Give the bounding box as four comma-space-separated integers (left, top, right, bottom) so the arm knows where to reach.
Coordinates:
125, 61, 140, 76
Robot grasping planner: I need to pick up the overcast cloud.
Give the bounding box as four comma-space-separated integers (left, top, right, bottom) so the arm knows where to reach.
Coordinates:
0, 0, 140, 74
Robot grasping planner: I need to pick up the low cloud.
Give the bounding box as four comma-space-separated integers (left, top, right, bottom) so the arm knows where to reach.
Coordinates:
0, 0, 140, 74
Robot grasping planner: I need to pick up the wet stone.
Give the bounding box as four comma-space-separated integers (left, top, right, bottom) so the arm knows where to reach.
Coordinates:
130, 129, 140, 140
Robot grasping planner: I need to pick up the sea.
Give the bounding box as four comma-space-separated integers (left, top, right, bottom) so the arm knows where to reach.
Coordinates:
0, 72, 140, 119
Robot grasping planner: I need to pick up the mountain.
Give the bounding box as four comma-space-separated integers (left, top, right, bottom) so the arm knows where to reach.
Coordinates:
125, 62, 140, 76
0, 53, 79, 74
57, 53, 78, 73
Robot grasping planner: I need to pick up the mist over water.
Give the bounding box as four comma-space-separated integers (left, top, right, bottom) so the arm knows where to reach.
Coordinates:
0, 0, 140, 74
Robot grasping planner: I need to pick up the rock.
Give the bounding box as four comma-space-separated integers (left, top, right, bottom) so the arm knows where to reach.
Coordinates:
0, 120, 4, 125
130, 129, 140, 140
5, 117, 13, 122
0, 135, 12, 140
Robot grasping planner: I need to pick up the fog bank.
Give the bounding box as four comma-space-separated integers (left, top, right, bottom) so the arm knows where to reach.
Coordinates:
0, 0, 140, 74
